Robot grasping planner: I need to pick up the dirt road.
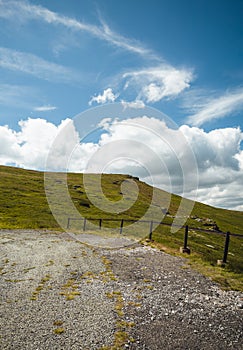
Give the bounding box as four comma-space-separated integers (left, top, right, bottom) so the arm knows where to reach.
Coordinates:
0, 230, 242, 349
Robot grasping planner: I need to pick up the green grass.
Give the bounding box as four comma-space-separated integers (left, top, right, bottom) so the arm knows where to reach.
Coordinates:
1, 165, 242, 232
0, 165, 242, 290
0, 166, 58, 229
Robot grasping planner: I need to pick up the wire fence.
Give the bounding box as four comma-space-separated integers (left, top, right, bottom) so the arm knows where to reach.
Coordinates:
67, 216, 243, 265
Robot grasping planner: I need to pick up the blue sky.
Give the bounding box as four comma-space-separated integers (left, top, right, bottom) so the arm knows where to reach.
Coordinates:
0, 0, 243, 210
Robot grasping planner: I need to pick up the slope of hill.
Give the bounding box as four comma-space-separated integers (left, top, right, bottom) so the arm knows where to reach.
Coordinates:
0, 165, 242, 289
0, 165, 242, 232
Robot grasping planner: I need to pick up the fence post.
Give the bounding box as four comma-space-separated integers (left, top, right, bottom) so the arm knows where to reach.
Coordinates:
83, 218, 87, 232
120, 219, 124, 234
222, 231, 230, 264
184, 225, 189, 249
149, 220, 153, 240
67, 217, 70, 229
180, 225, 190, 254
99, 219, 102, 230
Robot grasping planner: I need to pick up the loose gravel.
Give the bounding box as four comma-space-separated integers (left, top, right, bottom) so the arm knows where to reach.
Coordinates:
105, 245, 243, 349
0, 230, 242, 349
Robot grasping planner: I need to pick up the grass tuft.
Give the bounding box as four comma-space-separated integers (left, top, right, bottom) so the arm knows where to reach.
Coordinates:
53, 328, 65, 334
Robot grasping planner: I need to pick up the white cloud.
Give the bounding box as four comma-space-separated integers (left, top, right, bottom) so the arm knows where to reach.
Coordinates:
179, 125, 243, 209
186, 89, 243, 126
0, 0, 156, 59
0, 116, 242, 210
0, 118, 71, 170
89, 88, 118, 105
123, 65, 193, 103
0, 1, 195, 106
34, 105, 57, 112
121, 100, 145, 109
98, 17, 157, 59
78, 118, 243, 210
235, 150, 243, 170
180, 125, 243, 170
0, 125, 19, 159
0, 47, 77, 82
0, 117, 98, 172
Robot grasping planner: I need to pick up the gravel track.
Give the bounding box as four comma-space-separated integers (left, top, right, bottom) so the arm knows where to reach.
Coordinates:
0, 230, 242, 349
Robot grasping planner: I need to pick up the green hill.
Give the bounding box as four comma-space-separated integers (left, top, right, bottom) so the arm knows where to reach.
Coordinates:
0, 165, 242, 290
0, 165, 242, 232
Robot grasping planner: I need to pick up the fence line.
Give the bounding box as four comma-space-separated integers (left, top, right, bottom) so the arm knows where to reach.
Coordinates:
67, 216, 243, 237
67, 217, 242, 264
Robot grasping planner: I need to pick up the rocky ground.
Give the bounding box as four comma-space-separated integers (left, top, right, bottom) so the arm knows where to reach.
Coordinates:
0, 230, 242, 349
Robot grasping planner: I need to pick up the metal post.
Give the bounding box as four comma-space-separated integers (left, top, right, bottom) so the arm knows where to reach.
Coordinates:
99, 219, 102, 230
184, 225, 189, 249
149, 220, 153, 240
222, 232, 230, 264
83, 218, 87, 232
67, 217, 70, 229
120, 219, 124, 234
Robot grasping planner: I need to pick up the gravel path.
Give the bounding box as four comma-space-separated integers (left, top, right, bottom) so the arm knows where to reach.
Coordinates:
0, 230, 242, 349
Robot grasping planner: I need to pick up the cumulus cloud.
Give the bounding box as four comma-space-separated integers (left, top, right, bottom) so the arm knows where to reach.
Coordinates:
0, 117, 242, 210
0, 118, 72, 170
179, 125, 243, 209
180, 125, 243, 170
0, 125, 19, 160
89, 88, 118, 105
78, 118, 243, 210
122, 65, 193, 103
87, 117, 189, 183
186, 89, 243, 126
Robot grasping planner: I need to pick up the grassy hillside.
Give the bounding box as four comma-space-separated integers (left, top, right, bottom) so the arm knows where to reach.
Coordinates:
0, 165, 242, 232
0, 165, 242, 290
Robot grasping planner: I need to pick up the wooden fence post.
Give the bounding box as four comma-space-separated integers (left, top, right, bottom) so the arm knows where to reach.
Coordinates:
180, 225, 190, 254
67, 217, 70, 229
99, 219, 102, 230
222, 231, 230, 264
149, 220, 153, 240
120, 219, 124, 234
184, 225, 189, 249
